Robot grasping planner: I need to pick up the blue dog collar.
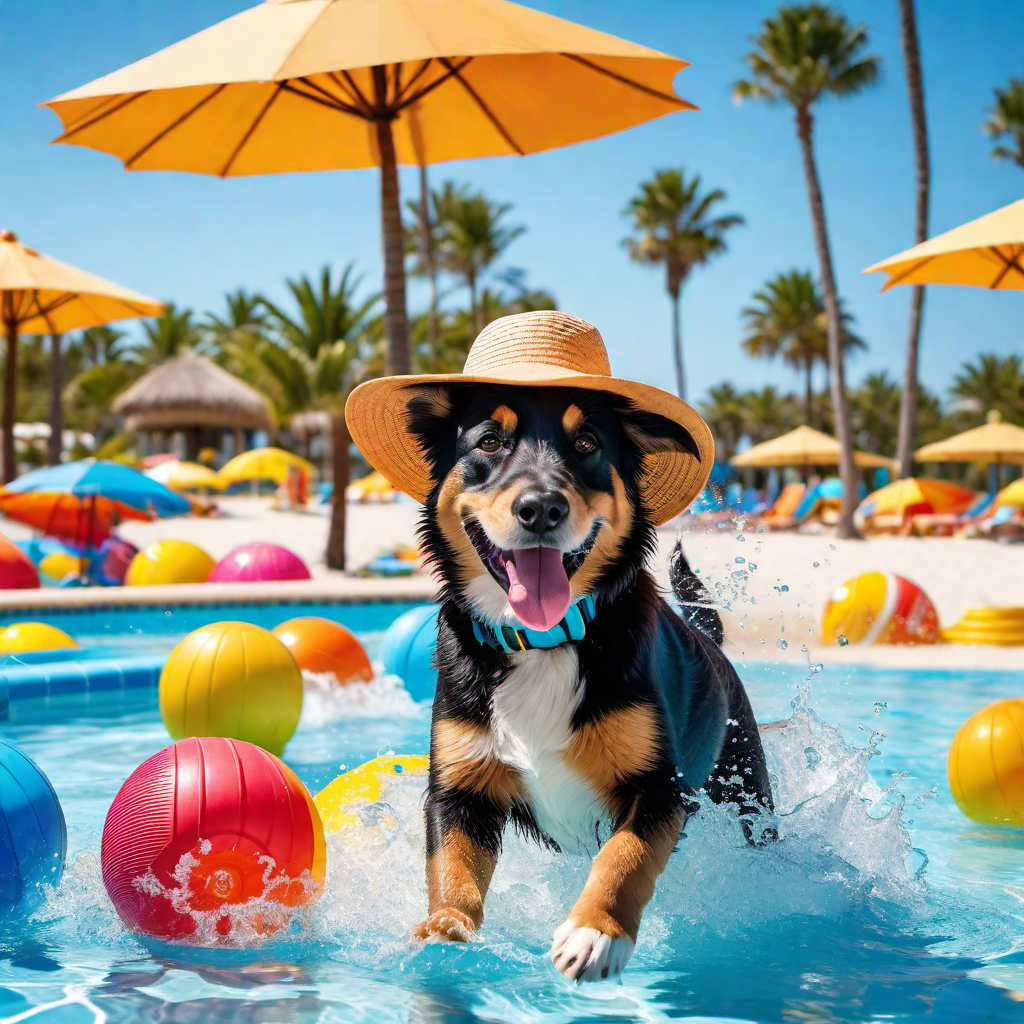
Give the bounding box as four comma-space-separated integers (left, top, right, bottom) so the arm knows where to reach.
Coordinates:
471, 595, 596, 653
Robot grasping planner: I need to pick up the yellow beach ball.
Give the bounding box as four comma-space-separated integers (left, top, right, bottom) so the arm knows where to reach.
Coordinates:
948, 699, 1024, 826
159, 622, 303, 756
315, 755, 429, 835
126, 540, 215, 586
0, 622, 78, 653
39, 551, 86, 581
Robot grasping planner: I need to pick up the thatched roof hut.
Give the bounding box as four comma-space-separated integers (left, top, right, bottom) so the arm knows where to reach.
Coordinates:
113, 348, 272, 433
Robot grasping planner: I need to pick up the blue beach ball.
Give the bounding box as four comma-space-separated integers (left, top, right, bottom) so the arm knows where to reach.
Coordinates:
0, 741, 66, 912
380, 605, 439, 701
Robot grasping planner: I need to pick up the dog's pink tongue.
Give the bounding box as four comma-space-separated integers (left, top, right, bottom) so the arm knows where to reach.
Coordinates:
504, 547, 571, 631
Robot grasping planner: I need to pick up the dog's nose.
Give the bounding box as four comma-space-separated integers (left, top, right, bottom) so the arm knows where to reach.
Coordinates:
513, 491, 570, 536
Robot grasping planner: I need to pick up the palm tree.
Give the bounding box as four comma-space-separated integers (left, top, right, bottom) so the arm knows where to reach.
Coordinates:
205, 289, 268, 340
850, 371, 900, 458
951, 354, 1024, 425
434, 187, 525, 334
47, 334, 63, 465
227, 266, 380, 570
135, 303, 203, 365
735, 4, 880, 538
623, 169, 743, 400
895, 0, 931, 479
698, 382, 747, 462
742, 385, 801, 444
984, 78, 1024, 169
741, 270, 863, 424
63, 327, 139, 449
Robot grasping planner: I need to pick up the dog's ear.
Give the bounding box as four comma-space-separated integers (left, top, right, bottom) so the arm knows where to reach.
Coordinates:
405, 385, 457, 483
621, 407, 700, 460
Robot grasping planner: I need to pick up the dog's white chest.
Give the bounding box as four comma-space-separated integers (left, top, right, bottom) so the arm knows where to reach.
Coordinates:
490, 646, 606, 851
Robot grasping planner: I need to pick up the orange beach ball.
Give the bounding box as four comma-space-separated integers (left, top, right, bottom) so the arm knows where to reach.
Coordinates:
272, 617, 373, 684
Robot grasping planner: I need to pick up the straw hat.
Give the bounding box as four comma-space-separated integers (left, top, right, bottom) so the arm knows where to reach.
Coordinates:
345, 311, 714, 525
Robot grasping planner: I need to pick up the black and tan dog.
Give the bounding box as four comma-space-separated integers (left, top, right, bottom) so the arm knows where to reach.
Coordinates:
346, 312, 774, 982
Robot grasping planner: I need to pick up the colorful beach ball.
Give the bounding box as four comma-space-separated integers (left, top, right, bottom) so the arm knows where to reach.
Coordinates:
948, 700, 1024, 826
821, 571, 938, 646
126, 540, 215, 586
208, 542, 311, 584
0, 741, 66, 912
159, 622, 303, 756
101, 737, 325, 941
271, 617, 372, 684
379, 605, 439, 701
0, 622, 78, 654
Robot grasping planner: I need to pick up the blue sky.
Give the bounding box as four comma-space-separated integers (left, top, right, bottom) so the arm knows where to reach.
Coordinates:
3, 0, 1022, 407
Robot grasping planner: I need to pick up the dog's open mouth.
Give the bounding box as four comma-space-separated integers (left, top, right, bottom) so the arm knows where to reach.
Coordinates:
463, 517, 600, 631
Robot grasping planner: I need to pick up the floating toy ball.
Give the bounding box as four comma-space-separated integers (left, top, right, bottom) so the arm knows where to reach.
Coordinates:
941, 607, 1024, 646
948, 700, 1024, 826
39, 550, 86, 582
101, 737, 325, 940
379, 605, 439, 701
0, 536, 39, 590
821, 572, 938, 646
315, 755, 429, 835
0, 741, 66, 912
271, 617, 372, 684
126, 540, 215, 586
0, 622, 78, 654
208, 543, 311, 584
159, 622, 303, 756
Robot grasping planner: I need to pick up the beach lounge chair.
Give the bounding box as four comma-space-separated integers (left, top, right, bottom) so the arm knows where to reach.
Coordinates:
758, 483, 806, 530
909, 493, 995, 537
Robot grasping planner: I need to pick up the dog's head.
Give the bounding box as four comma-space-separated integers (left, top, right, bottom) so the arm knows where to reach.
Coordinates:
407, 384, 698, 628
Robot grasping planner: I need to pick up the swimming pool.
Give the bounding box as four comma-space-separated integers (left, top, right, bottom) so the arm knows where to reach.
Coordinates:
3, 623, 1024, 1022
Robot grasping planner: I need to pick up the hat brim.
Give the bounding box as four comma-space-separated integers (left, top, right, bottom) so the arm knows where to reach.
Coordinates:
345, 363, 715, 526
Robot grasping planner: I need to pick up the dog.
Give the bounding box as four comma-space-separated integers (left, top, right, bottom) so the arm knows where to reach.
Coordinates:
345, 312, 774, 983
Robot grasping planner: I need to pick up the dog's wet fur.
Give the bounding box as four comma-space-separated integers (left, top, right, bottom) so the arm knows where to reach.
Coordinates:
405, 383, 774, 982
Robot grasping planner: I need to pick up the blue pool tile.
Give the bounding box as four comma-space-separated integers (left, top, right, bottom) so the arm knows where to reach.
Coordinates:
44, 664, 90, 697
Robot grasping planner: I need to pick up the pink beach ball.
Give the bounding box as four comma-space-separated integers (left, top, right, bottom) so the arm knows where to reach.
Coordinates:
209, 542, 311, 584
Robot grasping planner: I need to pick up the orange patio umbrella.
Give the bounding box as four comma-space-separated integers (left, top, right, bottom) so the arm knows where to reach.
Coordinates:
43, 0, 695, 375
856, 477, 977, 519
863, 197, 1024, 291
0, 229, 163, 482
0, 492, 150, 548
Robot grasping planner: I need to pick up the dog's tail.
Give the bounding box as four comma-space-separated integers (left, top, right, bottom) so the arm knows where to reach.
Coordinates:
669, 539, 724, 646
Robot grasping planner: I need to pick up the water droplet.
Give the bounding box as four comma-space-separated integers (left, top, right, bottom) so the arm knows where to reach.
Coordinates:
731, 570, 748, 580
776, 638, 788, 650
837, 634, 849, 647
164, 610, 172, 617
748, 562, 757, 570
736, 534, 746, 542
778, 584, 790, 592
804, 746, 821, 770
812, 561, 820, 568
810, 662, 823, 674
394, 764, 404, 773
735, 556, 745, 564
873, 701, 887, 716
759, 637, 767, 645
829, 543, 837, 551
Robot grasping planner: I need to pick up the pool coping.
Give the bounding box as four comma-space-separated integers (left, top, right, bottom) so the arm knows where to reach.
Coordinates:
0, 575, 438, 613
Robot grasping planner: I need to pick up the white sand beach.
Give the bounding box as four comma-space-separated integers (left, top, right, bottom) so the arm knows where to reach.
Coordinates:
4, 497, 1023, 670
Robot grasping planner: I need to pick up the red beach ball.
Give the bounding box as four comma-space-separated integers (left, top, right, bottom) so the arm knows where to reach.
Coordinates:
0, 536, 39, 590
101, 738, 325, 941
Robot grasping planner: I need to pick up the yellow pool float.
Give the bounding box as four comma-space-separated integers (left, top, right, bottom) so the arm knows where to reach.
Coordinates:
941, 607, 1024, 646
314, 755, 428, 835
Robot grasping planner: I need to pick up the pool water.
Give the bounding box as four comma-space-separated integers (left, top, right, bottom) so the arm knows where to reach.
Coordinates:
3, 648, 1024, 1023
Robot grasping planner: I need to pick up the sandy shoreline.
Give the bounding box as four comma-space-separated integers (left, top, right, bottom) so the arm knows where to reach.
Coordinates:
3, 497, 1023, 671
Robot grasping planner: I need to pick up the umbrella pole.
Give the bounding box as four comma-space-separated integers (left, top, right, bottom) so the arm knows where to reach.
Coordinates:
373, 66, 410, 376
2, 316, 18, 484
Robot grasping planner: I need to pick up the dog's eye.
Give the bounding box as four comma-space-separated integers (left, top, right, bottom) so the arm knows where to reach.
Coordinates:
477, 433, 502, 454
574, 433, 598, 456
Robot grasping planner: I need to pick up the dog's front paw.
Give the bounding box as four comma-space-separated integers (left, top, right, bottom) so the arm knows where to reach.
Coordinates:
413, 908, 475, 943
550, 919, 634, 982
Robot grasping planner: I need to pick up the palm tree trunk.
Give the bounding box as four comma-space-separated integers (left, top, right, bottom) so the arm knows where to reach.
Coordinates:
670, 286, 685, 400
796, 106, 859, 538
326, 413, 350, 571
418, 164, 439, 358
373, 77, 410, 376
895, 0, 930, 479
804, 358, 814, 426
3, 321, 17, 484
469, 271, 481, 335
48, 333, 63, 466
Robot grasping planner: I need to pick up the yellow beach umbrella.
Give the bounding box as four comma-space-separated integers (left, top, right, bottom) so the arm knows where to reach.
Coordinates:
915, 411, 1024, 470
0, 229, 163, 482
43, 0, 695, 374
730, 425, 896, 470
995, 479, 1024, 509
863, 197, 1024, 291
146, 459, 227, 492
857, 477, 977, 518
346, 469, 396, 501
219, 447, 315, 485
